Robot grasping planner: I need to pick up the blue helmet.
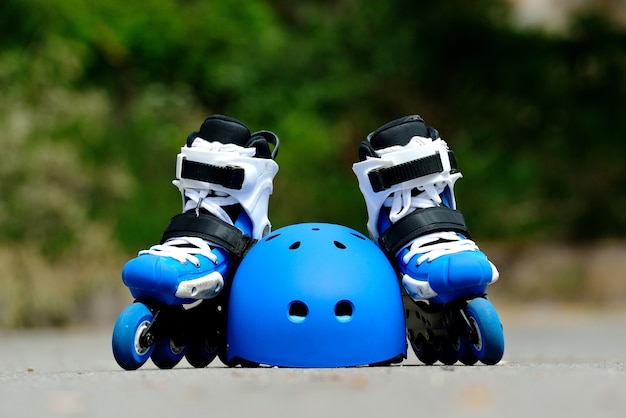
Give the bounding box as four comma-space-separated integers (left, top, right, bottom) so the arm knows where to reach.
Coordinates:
226, 223, 407, 367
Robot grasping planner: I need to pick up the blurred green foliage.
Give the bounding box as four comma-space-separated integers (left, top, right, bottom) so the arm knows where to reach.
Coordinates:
1, 0, 625, 257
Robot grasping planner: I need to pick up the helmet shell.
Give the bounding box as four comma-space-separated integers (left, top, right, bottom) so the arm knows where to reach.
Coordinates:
226, 223, 407, 367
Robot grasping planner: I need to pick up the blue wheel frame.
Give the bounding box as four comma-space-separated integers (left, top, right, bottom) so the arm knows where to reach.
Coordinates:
112, 302, 155, 370
465, 297, 504, 365
151, 337, 187, 369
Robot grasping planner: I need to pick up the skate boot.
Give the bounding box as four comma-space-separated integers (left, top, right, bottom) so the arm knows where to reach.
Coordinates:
113, 115, 279, 370
352, 115, 504, 365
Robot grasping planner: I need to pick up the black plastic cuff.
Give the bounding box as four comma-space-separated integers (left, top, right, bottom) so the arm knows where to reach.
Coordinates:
160, 212, 255, 259
378, 207, 470, 256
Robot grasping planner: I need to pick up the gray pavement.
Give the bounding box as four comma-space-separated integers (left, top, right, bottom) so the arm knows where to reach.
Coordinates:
1, 304, 625, 417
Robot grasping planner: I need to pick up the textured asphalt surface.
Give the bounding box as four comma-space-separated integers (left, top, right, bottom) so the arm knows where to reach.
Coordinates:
1, 304, 625, 418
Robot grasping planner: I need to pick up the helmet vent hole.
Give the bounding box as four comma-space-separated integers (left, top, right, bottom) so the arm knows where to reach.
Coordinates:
350, 233, 366, 240
265, 233, 280, 242
289, 241, 301, 250
333, 241, 346, 249
288, 301, 308, 323
335, 300, 354, 322
311, 227, 320, 231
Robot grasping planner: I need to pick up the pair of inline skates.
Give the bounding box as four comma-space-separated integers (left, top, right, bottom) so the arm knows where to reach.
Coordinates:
112, 114, 504, 369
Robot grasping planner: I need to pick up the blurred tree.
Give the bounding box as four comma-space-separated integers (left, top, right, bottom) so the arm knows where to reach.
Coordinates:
1, 0, 625, 254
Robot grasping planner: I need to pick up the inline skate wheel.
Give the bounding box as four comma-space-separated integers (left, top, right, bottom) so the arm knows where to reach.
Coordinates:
112, 302, 155, 370
465, 297, 504, 365
451, 334, 478, 365
151, 337, 187, 369
185, 337, 219, 368
411, 334, 440, 365
439, 337, 460, 365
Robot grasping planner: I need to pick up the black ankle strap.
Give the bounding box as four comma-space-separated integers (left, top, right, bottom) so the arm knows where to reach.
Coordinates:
378, 207, 471, 257
160, 212, 256, 260
367, 151, 457, 193
180, 159, 245, 190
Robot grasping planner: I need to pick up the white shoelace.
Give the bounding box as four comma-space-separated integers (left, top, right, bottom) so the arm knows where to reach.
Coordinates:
139, 237, 218, 266
139, 140, 256, 264
402, 232, 479, 265
184, 189, 238, 222
378, 140, 479, 266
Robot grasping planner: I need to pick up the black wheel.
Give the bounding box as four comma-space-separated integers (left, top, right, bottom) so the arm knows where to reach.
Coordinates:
411, 334, 440, 365
185, 337, 219, 368
439, 338, 459, 365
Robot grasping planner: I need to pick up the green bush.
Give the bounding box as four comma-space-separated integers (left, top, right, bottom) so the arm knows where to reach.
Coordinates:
1, 0, 625, 326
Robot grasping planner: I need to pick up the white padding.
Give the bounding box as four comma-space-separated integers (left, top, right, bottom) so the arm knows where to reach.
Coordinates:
174, 140, 279, 240
352, 137, 461, 242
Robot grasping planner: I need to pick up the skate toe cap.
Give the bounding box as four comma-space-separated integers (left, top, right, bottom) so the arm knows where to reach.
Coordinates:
122, 255, 180, 294
429, 251, 496, 293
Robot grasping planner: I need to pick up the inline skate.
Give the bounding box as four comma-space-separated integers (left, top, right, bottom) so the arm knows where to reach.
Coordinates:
112, 115, 279, 370
353, 115, 504, 365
